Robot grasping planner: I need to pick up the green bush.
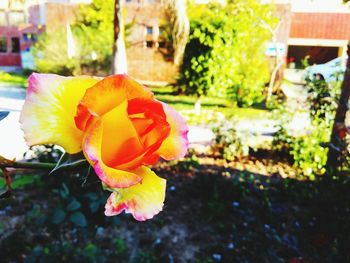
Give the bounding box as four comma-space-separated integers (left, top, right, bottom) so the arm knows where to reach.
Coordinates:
32, 0, 117, 75
31, 29, 82, 75
178, 0, 276, 107
273, 77, 341, 179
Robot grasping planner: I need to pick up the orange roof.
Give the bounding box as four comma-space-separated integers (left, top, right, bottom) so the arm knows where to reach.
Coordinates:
290, 12, 350, 40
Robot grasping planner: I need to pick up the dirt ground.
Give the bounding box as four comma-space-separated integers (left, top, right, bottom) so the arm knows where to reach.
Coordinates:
1, 153, 350, 263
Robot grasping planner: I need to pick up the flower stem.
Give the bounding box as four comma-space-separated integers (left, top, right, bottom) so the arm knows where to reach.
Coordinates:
0, 158, 88, 172
0, 161, 56, 170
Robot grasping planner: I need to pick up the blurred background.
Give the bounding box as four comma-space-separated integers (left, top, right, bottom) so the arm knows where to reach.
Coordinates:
1, 0, 350, 262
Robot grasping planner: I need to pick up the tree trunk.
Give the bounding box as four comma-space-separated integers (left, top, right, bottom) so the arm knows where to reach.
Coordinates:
326, 44, 350, 174
112, 0, 127, 74
172, 0, 189, 66
161, 0, 189, 66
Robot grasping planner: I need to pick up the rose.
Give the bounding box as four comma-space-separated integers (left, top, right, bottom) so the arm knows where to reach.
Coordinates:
20, 73, 188, 221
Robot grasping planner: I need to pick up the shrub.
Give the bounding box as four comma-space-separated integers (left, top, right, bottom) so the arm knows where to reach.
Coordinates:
32, 0, 117, 75
211, 117, 251, 161
31, 29, 82, 75
178, 1, 276, 107
273, 77, 341, 179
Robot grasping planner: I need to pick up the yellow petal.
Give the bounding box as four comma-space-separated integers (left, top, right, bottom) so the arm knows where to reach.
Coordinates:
20, 73, 99, 153
101, 100, 143, 166
105, 166, 166, 221
83, 118, 142, 188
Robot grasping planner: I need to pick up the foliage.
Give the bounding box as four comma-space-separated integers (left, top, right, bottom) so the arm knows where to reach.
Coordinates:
160, 0, 189, 65
0, 174, 40, 190
211, 117, 251, 161
2, 152, 350, 262
169, 148, 200, 170
151, 85, 271, 124
177, 0, 276, 106
32, 0, 116, 75
308, 78, 340, 125
0, 71, 28, 87
31, 28, 82, 76
31, 0, 135, 75
273, 78, 341, 178
74, 0, 115, 73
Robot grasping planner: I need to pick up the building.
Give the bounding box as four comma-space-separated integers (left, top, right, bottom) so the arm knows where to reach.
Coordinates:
286, 0, 350, 66
2, 0, 349, 77
0, 0, 91, 70
124, 0, 177, 82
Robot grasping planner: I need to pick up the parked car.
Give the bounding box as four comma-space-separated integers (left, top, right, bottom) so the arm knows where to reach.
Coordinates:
305, 57, 347, 83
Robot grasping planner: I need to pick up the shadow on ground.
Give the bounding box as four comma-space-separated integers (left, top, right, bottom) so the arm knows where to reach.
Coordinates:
1, 155, 350, 263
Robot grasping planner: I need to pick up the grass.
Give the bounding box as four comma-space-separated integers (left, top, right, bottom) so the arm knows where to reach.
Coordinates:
0, 74, 271, 123
150, 85, 272, 124
0, 71, 28, 87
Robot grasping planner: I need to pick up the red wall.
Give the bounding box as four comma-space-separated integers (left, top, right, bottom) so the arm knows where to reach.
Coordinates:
0, 25, 43, 67
0, 26, 21, 67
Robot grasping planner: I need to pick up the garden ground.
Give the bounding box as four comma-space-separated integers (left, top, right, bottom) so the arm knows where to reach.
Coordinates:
1, 151, 350, 263
1, 71, 349, 263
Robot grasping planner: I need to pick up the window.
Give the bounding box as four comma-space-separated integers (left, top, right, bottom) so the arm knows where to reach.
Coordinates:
146, 26, 153, 34
8, 11, 25, 25
146, 41, 153, 48
11, 37, 20, 53
0, 11, 6, 26
0, 37, 7, 53
23, 33, 38, 42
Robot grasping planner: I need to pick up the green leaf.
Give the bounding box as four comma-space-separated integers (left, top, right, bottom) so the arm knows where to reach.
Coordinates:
52, 209, 66, 224
89, 201, 100, 213
11, 175, 39, 189
69, 212, 87, 227
0, 111, 9, 122
60, 183, 70, 198
0, 177, 5, 189
50, 152, 88, 175
84, 192, 98, 201
66, 199, 81, 211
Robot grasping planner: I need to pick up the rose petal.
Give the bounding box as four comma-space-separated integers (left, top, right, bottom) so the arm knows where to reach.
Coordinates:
20, 73, 99, 153
105, 166, 166, 221
116, 98, 171, 168
157, 102, 189, 160
97, 98, 172, 170
75, 74, 153, 131
101, 99, 144, 166
83, 118, 142, 188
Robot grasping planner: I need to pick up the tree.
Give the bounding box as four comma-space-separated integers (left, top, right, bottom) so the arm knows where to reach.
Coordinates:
111, 0, 127, 74
161, 0, 190, 66
178, 0, 276, 107
75, 0, 115, 73
31, 0, 115, 75
326, 44, 350, 174
31, 28, 82, 75
260, 7, 289, 102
